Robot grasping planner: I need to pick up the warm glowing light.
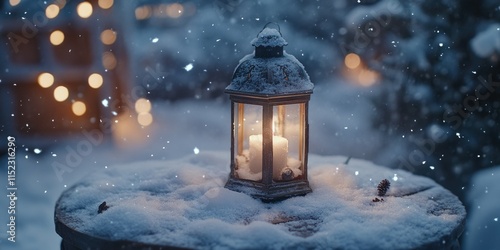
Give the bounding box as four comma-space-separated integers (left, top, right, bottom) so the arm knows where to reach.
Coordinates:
345, 53, 361, 70
358, 69, 379, 87
72, 101, 87, 116
88, 73, 103, 89
102, 52, 117, 70
50, 30, 65, 46
98, 0, 113, 9
166, 3, 183, 18
38, 72, 54, 88
9, 0, 21, 7
54, 86, 69, 102
57, 0, 67, 8
100, 29, 116, 45
137, 112, 153, 126
77, 2, 93, 18
152, 3, 184, 18
135, 6, 152, 20
135, 98, 151, 113
112, 110, 152, 149
45, 4, 60, 19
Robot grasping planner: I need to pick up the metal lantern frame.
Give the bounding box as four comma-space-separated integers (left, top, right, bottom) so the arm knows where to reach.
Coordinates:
225, 24, 313, 201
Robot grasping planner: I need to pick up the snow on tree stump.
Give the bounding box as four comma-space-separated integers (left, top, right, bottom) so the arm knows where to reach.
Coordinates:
54, 151, 466, 249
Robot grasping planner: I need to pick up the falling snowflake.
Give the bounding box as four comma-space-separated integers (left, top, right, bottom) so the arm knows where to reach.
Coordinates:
184, 63, 194, 71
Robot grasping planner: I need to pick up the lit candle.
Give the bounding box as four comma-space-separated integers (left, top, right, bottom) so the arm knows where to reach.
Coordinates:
249, 134, 288, 179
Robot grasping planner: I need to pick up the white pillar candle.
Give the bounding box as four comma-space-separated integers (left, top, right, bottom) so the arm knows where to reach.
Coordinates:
249, 135, 263, 174
271, 135, 289, 180
249, 134, 288, 179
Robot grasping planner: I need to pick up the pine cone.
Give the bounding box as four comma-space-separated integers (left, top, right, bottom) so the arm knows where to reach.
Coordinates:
377, 179, 390, 196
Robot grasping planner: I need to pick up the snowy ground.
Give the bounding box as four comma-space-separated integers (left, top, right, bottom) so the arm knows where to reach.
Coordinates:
0, 78, 496, 249
56, 151, 465, 249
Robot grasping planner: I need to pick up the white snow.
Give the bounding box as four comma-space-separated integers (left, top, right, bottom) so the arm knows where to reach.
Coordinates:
226, 51, 314, 95
251, 27, 288, 47
56, 151, 465, 249
464, 166, 500, 250
471, 24, 500, 58
184, 63, 194, 71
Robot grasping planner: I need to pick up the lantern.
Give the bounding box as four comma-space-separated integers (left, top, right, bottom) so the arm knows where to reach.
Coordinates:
225, 25, 314, 201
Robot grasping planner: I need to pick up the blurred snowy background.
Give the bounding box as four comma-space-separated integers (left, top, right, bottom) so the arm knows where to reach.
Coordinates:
0, 0, 499, 249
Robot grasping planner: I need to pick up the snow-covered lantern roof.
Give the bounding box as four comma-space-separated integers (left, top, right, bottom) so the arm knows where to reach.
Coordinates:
225, 24, 314, 201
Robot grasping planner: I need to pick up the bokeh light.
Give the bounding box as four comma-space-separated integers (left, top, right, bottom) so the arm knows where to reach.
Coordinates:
135, 6, 152, 20
166, 3, 184, 18
358, 69, 379, 87
9, 0, 21, 7
54, 86, 69, 102
57, 0, 67, 8
98, 0, 113, 9
45, 4, 60, 19
88, 73, 103, 89
100, 29, 117, 45
135, 98, 151, 113
77, 2, 93, 18
102, 52, 117, 70
50, 30, 65, 46
345, 53, 361, 70
72, 101, 87, 116
38, 72, 54, 88
137, 112, 153, 126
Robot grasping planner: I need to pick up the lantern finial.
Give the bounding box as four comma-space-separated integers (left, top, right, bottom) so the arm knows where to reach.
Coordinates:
251, 23, 287, 58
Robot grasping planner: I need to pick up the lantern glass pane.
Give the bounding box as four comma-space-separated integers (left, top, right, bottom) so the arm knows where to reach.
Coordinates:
234, 103, 262, 181
272, 104, 305, 181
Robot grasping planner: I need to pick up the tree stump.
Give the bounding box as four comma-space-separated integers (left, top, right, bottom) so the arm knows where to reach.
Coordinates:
54, 152, 466, 249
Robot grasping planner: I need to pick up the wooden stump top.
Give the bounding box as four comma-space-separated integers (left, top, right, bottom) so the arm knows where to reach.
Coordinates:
55, 152, 466, 249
